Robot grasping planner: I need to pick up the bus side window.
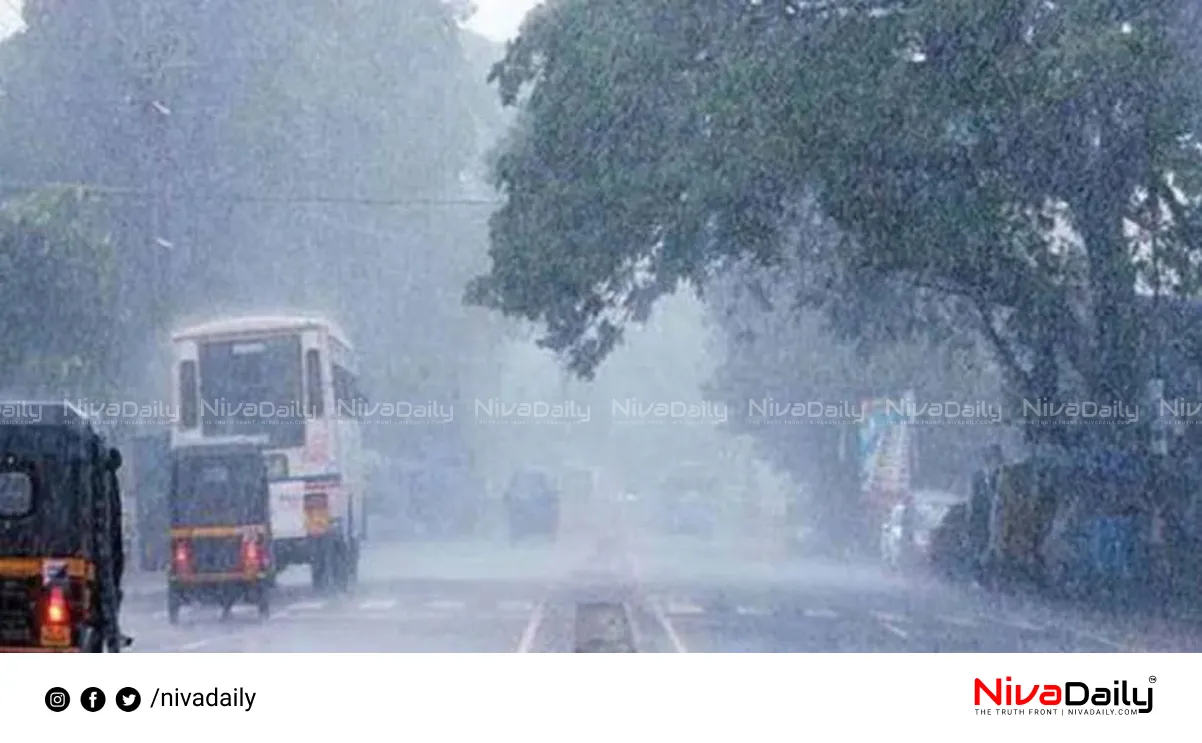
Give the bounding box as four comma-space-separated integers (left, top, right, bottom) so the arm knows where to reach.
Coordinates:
179, 361, 198, 429
333, 365, 358, 418
305, 349, 325, 417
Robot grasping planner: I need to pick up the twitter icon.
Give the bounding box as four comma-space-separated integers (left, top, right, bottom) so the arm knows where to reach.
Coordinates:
116, 687, 141, 712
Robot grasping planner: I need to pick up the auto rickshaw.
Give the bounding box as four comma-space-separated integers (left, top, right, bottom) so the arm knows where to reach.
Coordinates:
0, 402, 127, 652
167, 439, 273, 623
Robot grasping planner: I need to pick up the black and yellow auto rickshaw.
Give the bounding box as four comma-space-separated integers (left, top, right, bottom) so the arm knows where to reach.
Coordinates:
167, 440, 273, 622
0, 402, 126, 652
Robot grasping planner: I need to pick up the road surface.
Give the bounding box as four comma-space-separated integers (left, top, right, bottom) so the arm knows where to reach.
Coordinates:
118, 537, 1202, 652
121, 540, 589, 652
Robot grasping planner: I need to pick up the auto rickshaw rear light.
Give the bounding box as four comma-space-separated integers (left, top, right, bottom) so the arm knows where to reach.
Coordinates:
173, 541, 192, 572
242, 537, 263, 571
45, 585, 69, 625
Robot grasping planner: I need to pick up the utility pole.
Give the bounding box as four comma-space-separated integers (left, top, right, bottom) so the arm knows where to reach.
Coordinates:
147, 91, 173, 319
126, 0, 179, 325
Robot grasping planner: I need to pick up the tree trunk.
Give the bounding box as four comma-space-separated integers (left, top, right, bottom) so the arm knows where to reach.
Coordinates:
1079, 119, 1141, 451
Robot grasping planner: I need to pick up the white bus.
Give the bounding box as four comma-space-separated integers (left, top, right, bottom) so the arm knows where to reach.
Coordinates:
170, 315, 366, 591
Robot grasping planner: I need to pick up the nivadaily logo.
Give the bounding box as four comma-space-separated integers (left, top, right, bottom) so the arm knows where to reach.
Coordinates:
974, 676, 1153, 716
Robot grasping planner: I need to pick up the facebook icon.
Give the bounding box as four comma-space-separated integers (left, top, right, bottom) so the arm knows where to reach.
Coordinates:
80, 687, 106, 712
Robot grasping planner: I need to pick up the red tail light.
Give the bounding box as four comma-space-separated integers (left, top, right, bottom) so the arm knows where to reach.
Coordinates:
242, 536, 264, 571
173, 541, 192, 573
45, 585, 69, 626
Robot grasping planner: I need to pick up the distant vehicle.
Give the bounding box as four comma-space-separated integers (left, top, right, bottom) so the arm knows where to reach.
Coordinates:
927, 502, 972, 578
656, 464, 717, 536
170, 314, 367, 593
0, 402, 127, 652
880, 490, 966, 570
167, 439, 273, 622
504, 469, 559, 541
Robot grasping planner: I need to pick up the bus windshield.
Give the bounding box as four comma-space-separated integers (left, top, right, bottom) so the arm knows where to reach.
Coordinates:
198, 335, 305, 448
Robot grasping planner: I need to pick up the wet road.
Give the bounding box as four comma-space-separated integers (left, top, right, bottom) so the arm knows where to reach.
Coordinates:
636, 583, 1133, 652
119, 538, 1202, 653
122, 541, 584, 652
624, 539, 1202, 653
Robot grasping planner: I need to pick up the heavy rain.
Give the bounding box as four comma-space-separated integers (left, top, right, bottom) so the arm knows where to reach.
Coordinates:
1, 0, 1202, 653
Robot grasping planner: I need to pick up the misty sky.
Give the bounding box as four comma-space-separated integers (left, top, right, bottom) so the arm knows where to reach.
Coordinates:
0, 0, 18, 39
0, 0, 543, 41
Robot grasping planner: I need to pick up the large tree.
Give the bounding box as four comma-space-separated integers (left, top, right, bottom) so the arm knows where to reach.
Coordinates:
470, 0, 1202, 454
0, 189, 122, 396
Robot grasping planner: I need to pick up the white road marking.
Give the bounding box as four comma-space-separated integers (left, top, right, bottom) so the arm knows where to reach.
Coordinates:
872, 611, 908, 624
803, 608, 838, 619
621, 602, 643, 650
151, 610, 167, 621
176, 639, 212, 651
883, 622, 910, 640
425, 599, 466, 611
736, 606, 769, 616
286, 612, 449, 623
305, 610, 427, 620
358, 599, 398, 611
288, 600, 327, 612
650, 599, 689, 653
516, 601, 546, 653
664, 601, 705, 615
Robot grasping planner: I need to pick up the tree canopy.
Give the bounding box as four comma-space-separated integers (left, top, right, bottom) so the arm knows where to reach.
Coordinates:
470, 0, 1202, 449
0, 1, 501, 439
0, 189, 121, 396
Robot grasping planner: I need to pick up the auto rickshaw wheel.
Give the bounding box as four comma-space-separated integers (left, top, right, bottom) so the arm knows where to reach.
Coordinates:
167, 590, 181, 625
83, 626, 105, 653
311, 540, 333, 593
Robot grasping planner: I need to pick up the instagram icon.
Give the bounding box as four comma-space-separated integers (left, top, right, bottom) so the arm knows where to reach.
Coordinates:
45, 687, 70, 712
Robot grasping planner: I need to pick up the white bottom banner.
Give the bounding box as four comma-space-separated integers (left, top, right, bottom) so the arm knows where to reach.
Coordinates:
0, 654, 1189, 741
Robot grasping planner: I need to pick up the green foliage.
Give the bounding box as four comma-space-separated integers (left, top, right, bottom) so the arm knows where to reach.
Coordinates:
705, 249, 1009, 505
0, 188, 121, 395
471, 0, 1202, 425
0, 0, 498, 419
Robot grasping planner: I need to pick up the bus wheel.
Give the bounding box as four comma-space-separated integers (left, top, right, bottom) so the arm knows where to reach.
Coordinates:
167, 590, 181, 625
331, 540, 351, 593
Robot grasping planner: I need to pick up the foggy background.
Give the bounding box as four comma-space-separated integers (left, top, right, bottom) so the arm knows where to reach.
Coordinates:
0, 0, 831, 552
